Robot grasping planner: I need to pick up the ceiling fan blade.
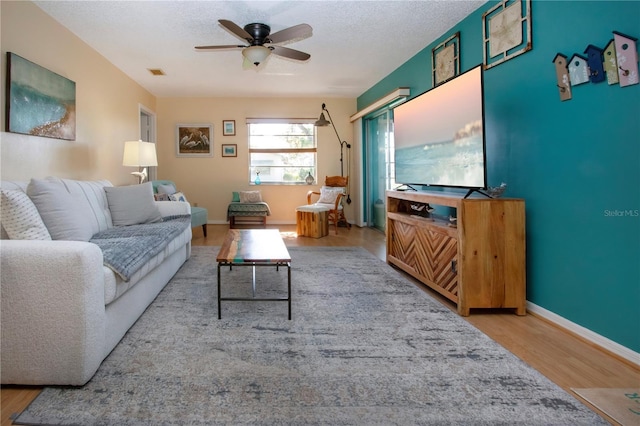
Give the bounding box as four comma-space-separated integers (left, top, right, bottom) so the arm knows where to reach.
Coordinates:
271, 45, 310, 61
267, 23, 312, 44
195, 44, 245, 50
218, 19, 253, 42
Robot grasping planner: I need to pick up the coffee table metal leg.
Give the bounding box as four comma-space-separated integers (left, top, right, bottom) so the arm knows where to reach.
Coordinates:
218, 261, 291, 320
252, 263, 256, 298
217, 263, 222, 319
288, 263, 291, 320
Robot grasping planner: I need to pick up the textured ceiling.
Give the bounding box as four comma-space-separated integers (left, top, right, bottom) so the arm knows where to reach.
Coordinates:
34, 1, 486, 99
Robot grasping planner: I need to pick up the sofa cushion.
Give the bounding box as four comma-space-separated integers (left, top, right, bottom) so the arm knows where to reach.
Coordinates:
317, 186, 344, 204
104, 182, 163, 226
90, 215, 190, 281
0, 189, 52, 240
239, 190, 262, 203
156, 200, 191, 218
313, 202, 343, 211
169, 191, 188, 202
102, 225, 192, 305
58, 178, 113, 233
157, 183, 177, 195
27, 178, 95, 241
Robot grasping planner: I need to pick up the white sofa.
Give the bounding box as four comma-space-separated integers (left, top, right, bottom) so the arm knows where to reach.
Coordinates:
0, 178, 192, 385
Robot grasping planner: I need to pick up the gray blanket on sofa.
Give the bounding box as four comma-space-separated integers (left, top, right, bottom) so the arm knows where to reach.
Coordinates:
90, 215, 191, 282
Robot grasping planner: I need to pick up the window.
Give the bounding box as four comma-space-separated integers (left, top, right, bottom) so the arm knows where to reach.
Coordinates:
247, 119, 316, 184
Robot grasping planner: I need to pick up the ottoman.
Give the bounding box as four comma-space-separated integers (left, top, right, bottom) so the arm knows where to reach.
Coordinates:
227, 202, 270, 228
296, 205, 329, 238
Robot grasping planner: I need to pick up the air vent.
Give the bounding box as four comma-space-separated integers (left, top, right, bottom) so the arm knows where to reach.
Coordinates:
148, 68, 165, 76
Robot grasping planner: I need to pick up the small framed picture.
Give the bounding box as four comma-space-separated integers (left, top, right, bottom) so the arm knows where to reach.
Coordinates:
176, 123, 213, 157
223, 120, 236, 136
222, 144, 237, 157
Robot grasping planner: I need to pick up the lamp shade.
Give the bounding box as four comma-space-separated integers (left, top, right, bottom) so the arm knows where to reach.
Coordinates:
242, 46, 271, 66
314, 112, 330, 127
123, 140, 158, 167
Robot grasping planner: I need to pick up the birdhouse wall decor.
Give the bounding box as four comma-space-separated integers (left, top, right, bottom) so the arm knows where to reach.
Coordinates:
552, 53, 572, 101
568, 54, 590, 86
584, 45, 606, 84
613, 31, 639, 87
551, 31, 638, 101
603, 39, 619, 85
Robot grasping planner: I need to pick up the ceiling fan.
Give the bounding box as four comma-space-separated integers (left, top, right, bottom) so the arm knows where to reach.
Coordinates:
195, 19, 312, 67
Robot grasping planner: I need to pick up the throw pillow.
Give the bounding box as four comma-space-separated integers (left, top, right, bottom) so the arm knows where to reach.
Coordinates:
239, 191, 262, 203
232, 191, 241, 202
317, 186, 344, 204
0, 189, 52, 240
154, 193, 171, 202
104, 182, 163, 226
27, 177, 95, 241
169, 191, 188, 203
157, 183, 177, 195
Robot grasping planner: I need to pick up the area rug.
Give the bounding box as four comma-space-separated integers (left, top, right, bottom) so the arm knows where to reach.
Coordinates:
15, 246, 607, 425
572, 388, 640, 425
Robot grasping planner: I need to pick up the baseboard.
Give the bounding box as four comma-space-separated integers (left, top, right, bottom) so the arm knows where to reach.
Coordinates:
207, 220, 296, 225
207, 220, 361, 226
527, 301, 640, 368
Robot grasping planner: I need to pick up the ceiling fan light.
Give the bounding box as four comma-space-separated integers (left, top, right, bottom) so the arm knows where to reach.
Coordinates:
242, 46, 271, 66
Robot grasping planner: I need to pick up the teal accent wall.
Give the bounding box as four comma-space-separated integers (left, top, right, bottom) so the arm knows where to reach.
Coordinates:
359, 1, 640, 352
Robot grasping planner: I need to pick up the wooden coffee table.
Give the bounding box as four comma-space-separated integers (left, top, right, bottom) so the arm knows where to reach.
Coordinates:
216, 229, 291, 319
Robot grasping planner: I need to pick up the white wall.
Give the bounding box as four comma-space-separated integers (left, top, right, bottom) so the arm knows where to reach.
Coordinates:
156, 97, 356, 224
1, 1, 358, 225
0, 1, 155, 185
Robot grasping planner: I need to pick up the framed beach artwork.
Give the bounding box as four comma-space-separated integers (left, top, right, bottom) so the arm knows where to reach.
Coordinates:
5, 52, 76, 140
222, 144, 237, 157
176, 123, 213, 157
223, 120, 236, 136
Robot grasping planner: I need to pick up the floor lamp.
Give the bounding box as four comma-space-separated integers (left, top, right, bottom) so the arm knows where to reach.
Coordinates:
123, 140, 158, 184
315, 103, 351, 204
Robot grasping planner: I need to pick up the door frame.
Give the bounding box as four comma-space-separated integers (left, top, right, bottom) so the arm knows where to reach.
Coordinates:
139, 104, 157, 181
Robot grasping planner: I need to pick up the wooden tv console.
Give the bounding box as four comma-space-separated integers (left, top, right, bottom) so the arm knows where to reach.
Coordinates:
386, 190, 526, 316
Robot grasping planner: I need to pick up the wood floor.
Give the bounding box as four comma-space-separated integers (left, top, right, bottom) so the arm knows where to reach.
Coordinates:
2, 224, 638, 425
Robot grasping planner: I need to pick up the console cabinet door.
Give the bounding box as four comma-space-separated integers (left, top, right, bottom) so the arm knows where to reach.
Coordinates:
458, 199, 526, 315
388, 219, 418, 276
388, 218, 459, 303
416, 227, 458, 301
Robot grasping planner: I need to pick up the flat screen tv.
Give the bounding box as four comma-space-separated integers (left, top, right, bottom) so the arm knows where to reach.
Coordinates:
393, 65, 487, 191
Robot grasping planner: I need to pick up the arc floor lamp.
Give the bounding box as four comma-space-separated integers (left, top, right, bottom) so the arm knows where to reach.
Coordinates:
315, 103, 351, 204
314, 103, 352, 177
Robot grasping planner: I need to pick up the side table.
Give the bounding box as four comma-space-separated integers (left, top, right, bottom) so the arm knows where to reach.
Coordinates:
296, 205, 329, 238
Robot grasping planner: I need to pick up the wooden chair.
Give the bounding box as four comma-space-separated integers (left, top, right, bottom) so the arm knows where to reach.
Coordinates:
306, 176, 351, 234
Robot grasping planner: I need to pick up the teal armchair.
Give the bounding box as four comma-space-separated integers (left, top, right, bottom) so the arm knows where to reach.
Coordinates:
151, 180, 208, 237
